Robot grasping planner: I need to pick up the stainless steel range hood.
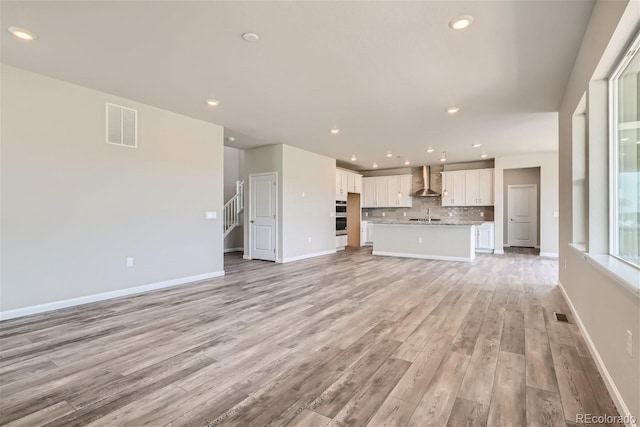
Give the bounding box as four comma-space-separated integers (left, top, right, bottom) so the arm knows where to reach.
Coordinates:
413, 166, 441, 197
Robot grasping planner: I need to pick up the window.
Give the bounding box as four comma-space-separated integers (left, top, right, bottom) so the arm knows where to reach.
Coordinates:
610, 31, 639, 268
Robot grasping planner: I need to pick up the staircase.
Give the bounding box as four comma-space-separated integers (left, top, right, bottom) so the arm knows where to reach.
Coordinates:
224, 181, 244, 237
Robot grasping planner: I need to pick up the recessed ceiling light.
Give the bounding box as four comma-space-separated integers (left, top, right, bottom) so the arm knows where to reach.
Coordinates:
351, 154, 357, 161
447, 107, 460, 114
206, 99, 220, 107
373, 162, 378, 168
242, 32, 260, 43
440, 151, 447, 162
449, 15, 474, 30
426, 146, 435, 153
330, 128, 340, 135
386, 151, 393, 158
480, 152, 488, 158
404, 159, 411, 165
226, 136, 235, 142
621, 138, 629, 141
472, 143, 482, 148
8, 26, 37, 41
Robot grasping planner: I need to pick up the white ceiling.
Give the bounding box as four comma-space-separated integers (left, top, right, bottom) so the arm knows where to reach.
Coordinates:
1, 1, 594, 169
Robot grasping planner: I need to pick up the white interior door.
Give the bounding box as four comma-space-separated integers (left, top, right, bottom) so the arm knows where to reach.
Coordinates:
250, 173, 277, 261
508, 184, 537, 247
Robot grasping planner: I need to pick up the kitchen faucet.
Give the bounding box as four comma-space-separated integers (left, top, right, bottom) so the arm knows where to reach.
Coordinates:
427, 207, 431, 223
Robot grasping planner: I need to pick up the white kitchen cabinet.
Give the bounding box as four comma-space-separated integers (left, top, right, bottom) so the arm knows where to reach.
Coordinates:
441, 171, 466, 206
337, 169, 363, 197
375, 177, 389, 207
387, 175, 413, 207
465, 169, 494, 206
347, 172, 363, 194
361, 221, 369, 246
336, 235, 347, 250
475, 222, 495, 252
362, 175, 411, 208
366, 222, 375, 245
443, 169, 494, 207
362, 177, 377, 207
336, 169, 348, 198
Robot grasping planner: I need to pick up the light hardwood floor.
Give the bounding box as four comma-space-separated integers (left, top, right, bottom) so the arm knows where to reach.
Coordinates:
0, 248, 621, 426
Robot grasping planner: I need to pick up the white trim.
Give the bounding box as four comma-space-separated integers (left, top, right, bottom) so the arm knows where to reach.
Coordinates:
494, 249, 505, 255
558, 281, 637, 427
0, 270, 225, 321
372, 250, 474, 262
475, 249, 494, 254
539, 252, 559, 258
242, 254, 252, 260
277, 249, 336, 264
224, 247, 244, 253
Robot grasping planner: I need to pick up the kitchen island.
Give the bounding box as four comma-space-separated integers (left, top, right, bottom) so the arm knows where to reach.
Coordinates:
372, 221, 478, 262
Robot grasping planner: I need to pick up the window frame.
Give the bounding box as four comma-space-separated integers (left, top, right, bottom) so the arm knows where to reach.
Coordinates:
608, 29, 640, 268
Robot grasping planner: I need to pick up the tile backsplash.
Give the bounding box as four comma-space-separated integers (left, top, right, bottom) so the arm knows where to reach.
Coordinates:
362, 196, 494, 222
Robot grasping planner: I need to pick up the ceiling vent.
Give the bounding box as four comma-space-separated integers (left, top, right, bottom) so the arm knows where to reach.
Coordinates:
106, 102, 137, 148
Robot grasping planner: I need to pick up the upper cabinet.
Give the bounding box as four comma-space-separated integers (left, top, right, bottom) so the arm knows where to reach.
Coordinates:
443, 168, 494, 207
441, 171, 466, 207
347, 172, 362, 194
465, 169, 494, 206
362, 175, 412, 208
336, 169, 362, 198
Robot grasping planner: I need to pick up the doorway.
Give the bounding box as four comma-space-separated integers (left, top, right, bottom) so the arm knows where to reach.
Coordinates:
249, 172, 277, 261
507, 184, 538, 247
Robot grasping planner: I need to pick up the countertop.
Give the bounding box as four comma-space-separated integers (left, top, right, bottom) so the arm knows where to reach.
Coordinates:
366, 219, 492, 226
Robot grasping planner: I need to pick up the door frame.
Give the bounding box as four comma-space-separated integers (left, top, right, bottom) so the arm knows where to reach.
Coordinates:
248, 171, 278, 261
507, 184, 538, 248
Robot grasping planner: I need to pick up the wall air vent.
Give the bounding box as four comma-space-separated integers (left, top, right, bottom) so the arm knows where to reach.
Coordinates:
106, 102, 137, 148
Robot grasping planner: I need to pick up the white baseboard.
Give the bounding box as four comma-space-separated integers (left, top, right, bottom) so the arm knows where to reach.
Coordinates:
372, 250, 474, 262
493, 249, 505, 255
0, 270, 225, 321
277, 249, 336, 264
540, 252, 559, 258
558, 281, 637, 427
224, 247, 244, 253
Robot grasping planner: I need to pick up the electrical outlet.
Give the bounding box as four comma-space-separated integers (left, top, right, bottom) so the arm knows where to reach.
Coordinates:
480, 212, 484, 217
418, 237, 422, 243
301, 191, 305, 198
330, 211, 335, 217
126, 257, 134, 267
627, 330, 633, 357
382, 212, 386, 217
403, 212, 407, 217
365, 212, 369, 217
308, 237, 312, 243
449, 212, 453, 217
205, 211, 217, 219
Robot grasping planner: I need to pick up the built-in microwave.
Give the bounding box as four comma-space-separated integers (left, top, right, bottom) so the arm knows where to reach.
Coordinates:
336, 200, 347, 216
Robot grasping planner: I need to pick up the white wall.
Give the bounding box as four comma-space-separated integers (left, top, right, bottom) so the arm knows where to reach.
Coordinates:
558, 0, 639, 422
281, 145, 335, 262
503, 167, 541, 246
243, 144, 335, 263
494, 152, 559, 256
224, 146, 244, 252
243, 144, 283, 257
1, 65, 225, 316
